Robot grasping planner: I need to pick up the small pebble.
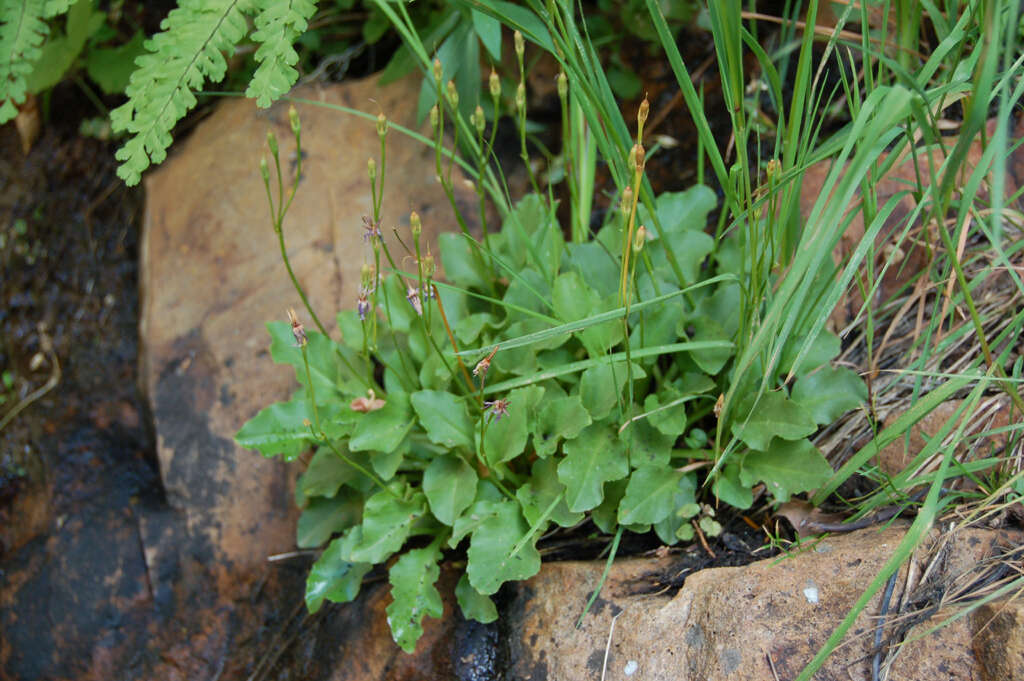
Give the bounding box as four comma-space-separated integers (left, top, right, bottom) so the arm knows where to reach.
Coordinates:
624, 660, 638, 676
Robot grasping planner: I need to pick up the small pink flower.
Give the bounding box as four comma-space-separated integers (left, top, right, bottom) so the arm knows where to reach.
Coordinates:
356, 288, 370, 321
362, 215, 382, 242
406, 286, 423, 316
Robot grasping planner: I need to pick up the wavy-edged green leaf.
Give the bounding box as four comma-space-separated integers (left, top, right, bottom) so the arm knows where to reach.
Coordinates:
558, 424, 629, 512
712, 462, 753, 509
296, 448, 356, 501
792, 365, 868, 425
516, 457, 583, 528
731, 391, 816, 451
466, 498, 540, 595
411, 390, 474, 450
482, 385, 542, 465
740, 439, 833, 502
455, 572, 497, 623
386, 542, 443, 653
579, 361, 645, 420
246, 0, 316, 107
532, 394, 591, 458
234, 397, 314, 460
349, 392, 413, 454
617, 465, 685, 525
349, 486, 425, 564
296, 489, 361, 548
423, 455, 477, 526
305, 531, 371, 613
111, 0, 250, 185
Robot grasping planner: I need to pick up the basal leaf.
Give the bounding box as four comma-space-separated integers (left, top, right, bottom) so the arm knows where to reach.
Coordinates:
482, 385, 542, 465
466, 499, 541, 595
350, 392, 414, 454
625, 419, 674, 468
305, 532, 372, 613
349, 487, 426, 564
792, 365, 868, 425
297, 448, 357, 500
297, 490, 362, 548
685, 315, 732, 375
455, 572, 498, 623
712, 462, 753, 509
423, 455, 477, 526
440, 232, 490, 290
579, 361, 646, 420
235, 397, 314, 461
740, 439, 833, 502
617, 465, 687, 525
516, 457, 583, 528
731, 391, 817, 451
532, 394, 592, 457
386, 543, 444, 653
411, 390, 475, 450
558, 424, 629, 512
778, 331, 841, 377
651, 477, 699, 544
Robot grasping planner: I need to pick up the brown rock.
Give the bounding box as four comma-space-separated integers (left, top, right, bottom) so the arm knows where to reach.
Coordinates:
506, 525, 1023, 681
972, 597, 1024, 681
877, 396, 1014, 479
140, 75, 480, 599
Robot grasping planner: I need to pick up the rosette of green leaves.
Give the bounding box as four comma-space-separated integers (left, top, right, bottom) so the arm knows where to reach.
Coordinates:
236, 186, 867, 653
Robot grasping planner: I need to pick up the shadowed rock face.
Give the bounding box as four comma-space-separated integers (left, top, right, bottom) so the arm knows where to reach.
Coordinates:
1, 73, 481, 680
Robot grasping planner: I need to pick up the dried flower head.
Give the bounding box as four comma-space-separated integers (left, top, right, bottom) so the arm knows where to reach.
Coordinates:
484, 398, 510, 422
473, 346, 499, 378
406, 285, 423, 316
288, 308, 307, 346
362, 215, 382, 242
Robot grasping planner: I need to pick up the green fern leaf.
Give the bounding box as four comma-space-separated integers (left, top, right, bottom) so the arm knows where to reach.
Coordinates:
246, 0, 316, 108
110, 0, 250, 186
0, 0, 63, 123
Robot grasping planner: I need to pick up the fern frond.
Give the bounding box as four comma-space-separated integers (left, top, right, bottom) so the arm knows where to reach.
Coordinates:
111, 0, 250, 186
0, 0, 71, 123
246, 0, 316, 107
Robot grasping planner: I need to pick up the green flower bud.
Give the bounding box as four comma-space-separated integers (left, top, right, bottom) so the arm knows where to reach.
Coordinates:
288, 106, 300, 135
633, 225, 647, 253
620, 186, 633, 216
429, 105, 439, 129
557, 71, 568, 100
489, 69, 500, 99
376, 113, 387, 138
474, 105, 485, 136
367, 157, 376, 181
266, 130, 278, 157
433, 58, 443, 86
515, 82, 526, 113
514, 30, 525, 58
410, 211, 422, 238
422, 253, 435, 277
446, 80, 459, 109
259, 157, 270, 183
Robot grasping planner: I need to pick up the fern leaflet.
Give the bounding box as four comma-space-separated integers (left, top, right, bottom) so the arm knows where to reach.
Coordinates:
0, 0, 72, 123
246, 0, 317, 107
110, 0, 249, 186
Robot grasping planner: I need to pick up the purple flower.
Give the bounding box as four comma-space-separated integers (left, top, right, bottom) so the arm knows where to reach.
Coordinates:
356, 292, 370, 321
406, 286, 423, 316
362, 215, 382, 242
483, 398, 510, 422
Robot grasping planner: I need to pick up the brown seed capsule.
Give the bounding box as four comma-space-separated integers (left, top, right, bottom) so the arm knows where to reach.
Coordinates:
287, 308, 307, 347
637, 96, 649, 129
